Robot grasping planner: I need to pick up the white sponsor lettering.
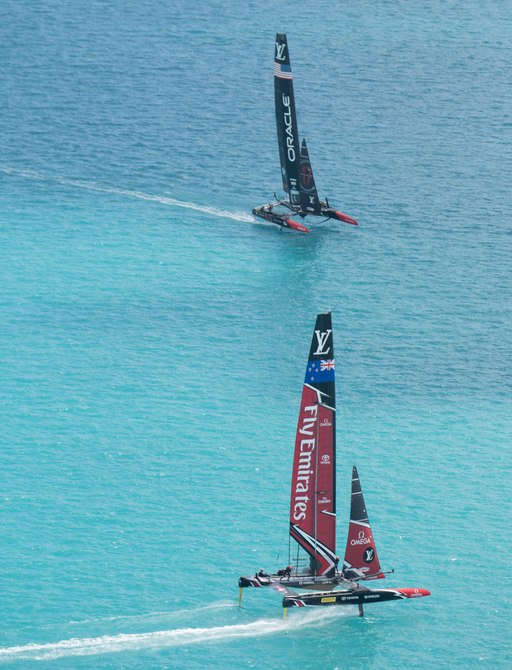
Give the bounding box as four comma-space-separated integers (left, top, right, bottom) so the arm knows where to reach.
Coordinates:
321, 454, 330, 464
292, 405, 317, 521
282, 95, 296, 162
313, 329, 332, 356
299, 404, 318, 435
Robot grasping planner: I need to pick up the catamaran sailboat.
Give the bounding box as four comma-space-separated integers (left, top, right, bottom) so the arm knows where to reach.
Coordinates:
238, 313, 430, 615
253, 34, 359, 233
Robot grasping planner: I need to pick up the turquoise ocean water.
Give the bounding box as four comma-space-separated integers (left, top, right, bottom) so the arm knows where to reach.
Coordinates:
1, 1, 511, 667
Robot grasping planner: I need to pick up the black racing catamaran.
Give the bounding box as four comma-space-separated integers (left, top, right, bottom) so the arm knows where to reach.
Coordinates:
238, 313, 430, 616
253, 34, 359, 233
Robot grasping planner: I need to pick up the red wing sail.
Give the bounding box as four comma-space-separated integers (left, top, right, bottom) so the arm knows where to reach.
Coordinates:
290, 313, 337, 576
342, 465, 385, 580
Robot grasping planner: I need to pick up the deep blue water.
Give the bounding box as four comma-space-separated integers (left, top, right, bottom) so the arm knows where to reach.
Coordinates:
1, 1, 511, 667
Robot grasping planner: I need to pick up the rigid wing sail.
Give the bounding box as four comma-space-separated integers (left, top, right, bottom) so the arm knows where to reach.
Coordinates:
238, 313, 430, 616
252, 34, 359, 233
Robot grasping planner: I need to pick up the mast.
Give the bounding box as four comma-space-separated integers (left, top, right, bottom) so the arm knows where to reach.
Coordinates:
342, 465, 385, 580
274, 33, 301, 207
299, 138, 322, 215
289, 313, 337, 576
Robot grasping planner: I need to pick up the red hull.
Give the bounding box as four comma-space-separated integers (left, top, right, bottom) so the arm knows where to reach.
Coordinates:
333, 211, 358, 226
252, 207, 309, 233
285, 218, 309, 233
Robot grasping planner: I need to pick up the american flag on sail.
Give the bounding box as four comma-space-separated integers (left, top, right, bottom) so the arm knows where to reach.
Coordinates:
305, 359, 335, 383
274, 62, 292, 79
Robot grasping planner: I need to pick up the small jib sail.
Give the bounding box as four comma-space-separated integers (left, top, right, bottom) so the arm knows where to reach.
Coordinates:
252, 33, 359, 233
299, 139, 322, 215
342, 465, 385, 581
290, 312, 337, 577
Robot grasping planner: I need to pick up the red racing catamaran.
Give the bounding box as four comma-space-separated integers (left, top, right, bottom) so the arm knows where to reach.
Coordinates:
238, 313, 430, 615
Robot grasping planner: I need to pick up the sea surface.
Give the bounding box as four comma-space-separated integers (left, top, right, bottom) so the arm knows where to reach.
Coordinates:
1, 1, 511, 668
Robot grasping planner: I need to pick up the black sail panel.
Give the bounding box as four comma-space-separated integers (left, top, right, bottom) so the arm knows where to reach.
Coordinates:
274, 33, 300, 206
349, 465, 368, 524
299, 138, 322, 215
342, 465, 384, 580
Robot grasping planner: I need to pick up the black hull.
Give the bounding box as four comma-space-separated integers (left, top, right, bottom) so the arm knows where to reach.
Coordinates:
283, 586, 431, 608
253, 202, 357, 229
252, 205, 309, 233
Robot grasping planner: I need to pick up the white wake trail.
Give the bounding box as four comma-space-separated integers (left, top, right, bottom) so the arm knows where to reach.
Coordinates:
68, 601, 237, 627
0, 167, 254, 223
0, 610, 339, 662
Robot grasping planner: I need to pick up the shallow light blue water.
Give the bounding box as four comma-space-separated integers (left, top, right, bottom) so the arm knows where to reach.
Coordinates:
1, 1, 511, 668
